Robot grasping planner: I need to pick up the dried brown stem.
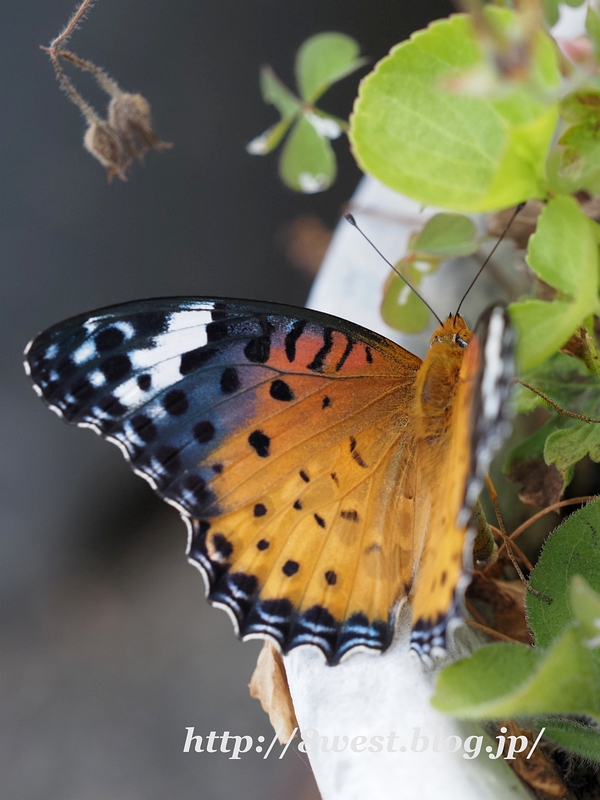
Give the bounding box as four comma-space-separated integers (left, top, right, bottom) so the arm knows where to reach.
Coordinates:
49, 0, 96, 52
506, 495, 596, 544
55, 48, 121, 98
464, 618, 522, 645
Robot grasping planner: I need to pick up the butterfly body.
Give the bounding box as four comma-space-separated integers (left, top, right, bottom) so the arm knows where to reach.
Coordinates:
24, 298, 513, 664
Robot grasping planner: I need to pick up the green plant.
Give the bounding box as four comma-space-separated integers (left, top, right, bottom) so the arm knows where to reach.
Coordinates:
246, 32, 366, 192
249, 1, 600, 775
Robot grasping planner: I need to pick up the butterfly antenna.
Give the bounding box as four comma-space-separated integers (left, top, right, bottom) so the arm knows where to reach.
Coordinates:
454, 202, 525, 321
344, 213, 443, 326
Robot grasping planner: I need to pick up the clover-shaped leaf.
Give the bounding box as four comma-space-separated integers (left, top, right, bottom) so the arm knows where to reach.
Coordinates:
247, 33, 365, 193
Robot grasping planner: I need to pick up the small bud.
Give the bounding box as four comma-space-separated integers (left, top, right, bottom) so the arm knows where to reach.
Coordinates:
83, 121, 131, 181
107, 92, 172, 161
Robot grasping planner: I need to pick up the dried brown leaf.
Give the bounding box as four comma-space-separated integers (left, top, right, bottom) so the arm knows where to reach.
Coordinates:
508, 458, 565, 508
249, 640, 298, 743
502, 721, 568, 799
468, 574, 532, 645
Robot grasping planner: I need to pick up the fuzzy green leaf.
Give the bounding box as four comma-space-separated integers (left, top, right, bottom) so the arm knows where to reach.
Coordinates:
527, 498, 600, 655
516, 352, 600, 471
414, 213, 479, 257
536, 717, 600, 764
279, 114, 335, 193
545, 422, 600, 471
295, 32, 367, 104
350, 8, 559, 212
432, 632, 600, 719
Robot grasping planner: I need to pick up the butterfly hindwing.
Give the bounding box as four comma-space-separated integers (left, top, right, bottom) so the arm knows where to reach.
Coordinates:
25, 297, 425, 664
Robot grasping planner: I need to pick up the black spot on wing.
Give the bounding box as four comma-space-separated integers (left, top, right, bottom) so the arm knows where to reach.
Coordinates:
257, 539, 269, 551
137, 373, 151, 391
299, 470, 310, 483
340, 509, 359, 522
307, 328, 333, 372
206, 319, 230, 342
335, 337, 354, 371
322, 396, 331, 409
95, 326, 125, 351
325, 570, 337, 586
220, 367, 239, 394
314, 513, 326, 528
282, 560, 299, 577
293, 499, 302, 510
131, 414, 158, 443
249, 430, 270, 457
285, 320, 307, 363
253, 503, 267, 517
194, 420, 215, 444
244, 331, 271, 363
98, 395, 127, 419
100, 354, 131, 382
270, 379, 294, 402
180, 346, 215, 375
212, 533, 233, 559
163, 389, 188, 416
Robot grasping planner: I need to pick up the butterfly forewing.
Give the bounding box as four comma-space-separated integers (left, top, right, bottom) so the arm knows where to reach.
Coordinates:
25, 297, 424, 664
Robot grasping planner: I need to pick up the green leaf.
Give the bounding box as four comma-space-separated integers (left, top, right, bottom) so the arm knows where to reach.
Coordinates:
570, 575, 600, 642
509, 197, 600, 370
381, 273, 431, 333
350, 8, 559, 212
587, 6, 600, 57
515, 352, 600, 471
541, 0, 560, 26
246, 117, 295, 155
295, 32, 367, 104
279, 114, 336, 193
414, 213, 479, 257
558, 123, 600, 195
526, 196, 597, 295
527, 498, 600, 654
536, 717, 600, 764
545, 422, 600, 471
432, 632, 600, 718
259, 66, 301, 119
557, 91, 600, 194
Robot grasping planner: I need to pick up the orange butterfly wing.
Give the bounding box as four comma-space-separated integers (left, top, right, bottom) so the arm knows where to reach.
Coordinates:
26, 299, 429, 663
24, 299, 513, 664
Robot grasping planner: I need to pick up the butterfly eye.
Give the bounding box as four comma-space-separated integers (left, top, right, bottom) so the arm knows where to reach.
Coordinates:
454, 334, 468, 348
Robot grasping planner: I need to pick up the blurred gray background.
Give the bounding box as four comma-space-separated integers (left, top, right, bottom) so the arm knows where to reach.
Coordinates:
1, 1, 450, 798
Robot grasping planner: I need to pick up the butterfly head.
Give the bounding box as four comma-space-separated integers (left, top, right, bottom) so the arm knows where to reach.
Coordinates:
429, 314, 471, 352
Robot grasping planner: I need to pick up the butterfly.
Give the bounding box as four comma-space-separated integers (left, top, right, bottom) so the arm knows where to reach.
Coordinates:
24, 297, 513, 665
